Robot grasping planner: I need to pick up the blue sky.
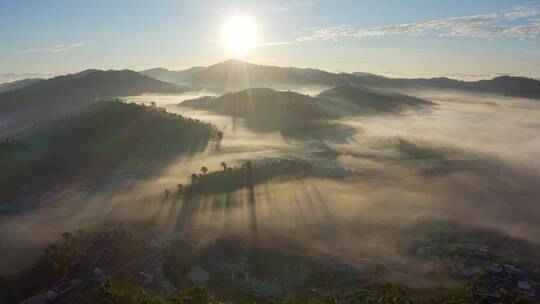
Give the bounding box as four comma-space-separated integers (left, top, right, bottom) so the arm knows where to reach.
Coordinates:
1, 0, 540, 79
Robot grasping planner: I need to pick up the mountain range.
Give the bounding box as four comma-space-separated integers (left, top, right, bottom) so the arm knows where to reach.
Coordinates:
141, 59, 362, 89
2, 58, 540, 135
141, 59, 540, 99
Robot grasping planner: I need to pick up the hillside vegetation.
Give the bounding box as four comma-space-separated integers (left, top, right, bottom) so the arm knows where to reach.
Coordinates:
0, 101, 220, 202
0, 70, 188, 134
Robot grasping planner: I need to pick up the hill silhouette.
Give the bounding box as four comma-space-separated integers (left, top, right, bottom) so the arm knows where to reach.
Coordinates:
181, 88, 353, 140
317, 84, 433, 114
0, 69, 188, 133
181, 88, 330, 125
0, 69, 187, 111
146, 59, 361, 89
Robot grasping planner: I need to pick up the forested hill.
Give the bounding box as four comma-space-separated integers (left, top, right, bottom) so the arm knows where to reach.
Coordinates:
317, 84, 433, 114
0, 101, 220, 201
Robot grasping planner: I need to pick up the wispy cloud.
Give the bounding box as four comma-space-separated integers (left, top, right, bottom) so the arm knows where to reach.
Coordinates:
268, 0, 318, 13
505, 5, 540, 19
297, 6, 540, 42
18, 42, 87, 54
257, 41, 293, 46
269, 5, 289, 12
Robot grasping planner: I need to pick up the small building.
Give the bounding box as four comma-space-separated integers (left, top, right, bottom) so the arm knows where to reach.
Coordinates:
186, 266, 210, 284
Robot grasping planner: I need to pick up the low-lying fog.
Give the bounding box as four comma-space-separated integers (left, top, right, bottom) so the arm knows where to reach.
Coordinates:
1, 88, 539, 286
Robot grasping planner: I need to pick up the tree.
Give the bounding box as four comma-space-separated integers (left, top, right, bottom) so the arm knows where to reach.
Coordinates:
182, 286, 213, 304
376, 284, 413, 304
216, 131, 223, 141
164, 189, 170, 200
61, 232, 72, 242
220, 161, 227, 171
200, 167, 208, 175
191, 173, 199, 184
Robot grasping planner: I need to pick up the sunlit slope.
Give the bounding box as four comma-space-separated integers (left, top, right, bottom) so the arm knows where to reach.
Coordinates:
317, 84, 434, 114
0, 101, 220, 201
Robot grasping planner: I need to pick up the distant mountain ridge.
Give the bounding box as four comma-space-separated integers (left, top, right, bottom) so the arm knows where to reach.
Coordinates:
143, 59, 363, 89
0, 69, 188, 133
140, 66, 205, 83
351, 74, 540, 99
0, 78, 44, 94
144, 59, 540, 99
0, 69, 187, 111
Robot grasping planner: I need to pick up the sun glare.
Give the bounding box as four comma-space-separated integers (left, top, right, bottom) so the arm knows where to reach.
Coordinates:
221, 16, 258, 56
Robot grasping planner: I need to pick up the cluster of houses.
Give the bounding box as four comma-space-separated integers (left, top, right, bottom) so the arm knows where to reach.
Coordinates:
181, 251, 373, 298
415, 239, 539, 301
184, 256, 288, 298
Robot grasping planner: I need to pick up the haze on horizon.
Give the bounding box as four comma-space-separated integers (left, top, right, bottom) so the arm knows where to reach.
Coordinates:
2, 0, 540, 82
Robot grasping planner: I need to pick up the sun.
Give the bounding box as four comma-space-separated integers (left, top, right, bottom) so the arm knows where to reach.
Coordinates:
221, 16, 258, 56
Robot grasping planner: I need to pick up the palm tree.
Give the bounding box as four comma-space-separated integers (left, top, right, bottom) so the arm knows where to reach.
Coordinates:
200, 167, 208, 175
